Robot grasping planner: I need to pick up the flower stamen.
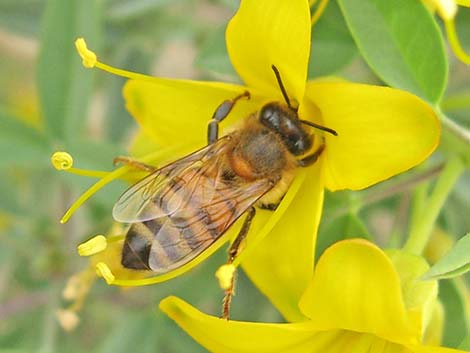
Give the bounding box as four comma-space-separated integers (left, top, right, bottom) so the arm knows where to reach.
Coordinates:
51, 151, 109, 178
77, 235, 107, 257
56, 309, 80, 331
51, 151, 73, 170
95, 262, 115, 284
75, 37, 154, 81
60, 166, 130, 224
215, 264, 236, 290
75, 38, 97, 68
59, 145, 183, 224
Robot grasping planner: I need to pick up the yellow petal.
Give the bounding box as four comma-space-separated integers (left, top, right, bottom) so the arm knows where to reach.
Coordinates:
299, 239, 419, 345
241, 164, 324, 322
128, 129, 163, 157
161, 297, 417, 353
123, 78, 267, 147
226, 0, 311, 103
160, 296, 319, 353
302, 82, 440, 191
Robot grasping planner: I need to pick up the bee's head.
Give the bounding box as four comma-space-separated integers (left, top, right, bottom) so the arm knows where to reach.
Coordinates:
261, 65, 337, 155
259, 102, 312, 156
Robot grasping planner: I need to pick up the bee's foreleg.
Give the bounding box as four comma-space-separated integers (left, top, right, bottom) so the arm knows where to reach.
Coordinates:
222, 206, 256, 320
297, 143, 325, 167
207, 91, 250, 145
113, 156, 158, 172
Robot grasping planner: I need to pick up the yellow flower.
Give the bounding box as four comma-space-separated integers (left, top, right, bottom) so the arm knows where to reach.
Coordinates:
160, 239, 463, 353
58, 0, 439, 317
57, 224, 148, 330
424, 0, 470, 64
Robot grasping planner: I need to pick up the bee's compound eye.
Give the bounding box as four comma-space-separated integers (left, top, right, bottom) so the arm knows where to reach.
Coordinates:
259, 104, 280, 129
293, 138, 311, 154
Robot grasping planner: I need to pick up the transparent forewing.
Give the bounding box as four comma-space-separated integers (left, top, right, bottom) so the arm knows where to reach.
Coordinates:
112, 138, 230, 223
148, 176, 273, 273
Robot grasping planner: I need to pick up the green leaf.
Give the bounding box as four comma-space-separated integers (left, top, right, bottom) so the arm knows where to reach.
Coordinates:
195, 25, 238, 80
423, 233, 470, 280
0, 177, 21, 214
37, 0, 102, 141
106, 0, 172, 22
0, 110, 50, 168
459, 335, 470, 350
338, 0, 447, 103
0, 0, 43, 36
440, 278, 469, 347
308, 0, 357, 77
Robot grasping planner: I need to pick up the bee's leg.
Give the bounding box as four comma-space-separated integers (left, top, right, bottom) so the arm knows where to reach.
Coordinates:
297, 143, 325, 167
222, 206, 256, 319
113, 156, 157, 172
259, 201, 281, 211
207, 91, 250, 144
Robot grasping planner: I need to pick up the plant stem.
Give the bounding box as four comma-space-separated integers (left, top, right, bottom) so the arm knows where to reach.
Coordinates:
441, 114, 470, 144
404, 157, 465, 255
408, 180, 429, 237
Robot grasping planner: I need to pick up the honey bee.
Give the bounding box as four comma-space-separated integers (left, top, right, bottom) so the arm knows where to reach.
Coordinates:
113, 66, 337, 317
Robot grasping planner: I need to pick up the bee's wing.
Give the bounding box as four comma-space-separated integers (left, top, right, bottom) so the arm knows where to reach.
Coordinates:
112, 138, 230, 223
147, 175, 274, 273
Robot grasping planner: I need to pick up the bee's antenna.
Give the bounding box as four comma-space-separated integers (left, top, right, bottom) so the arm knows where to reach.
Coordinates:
271, 65, 294, 110
300, 119, 338, 136
271, 65, 337, 136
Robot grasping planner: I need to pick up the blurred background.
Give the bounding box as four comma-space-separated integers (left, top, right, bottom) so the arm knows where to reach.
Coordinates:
0, 0, 469, 352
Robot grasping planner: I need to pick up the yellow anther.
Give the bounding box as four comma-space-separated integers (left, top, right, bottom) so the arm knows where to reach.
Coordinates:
77, 235, 107, 257
75, 38, 97, 68
51, 151, 73, 170
215, 264, 236, 290
56, 309, 80, 332
95, 262, 115, 285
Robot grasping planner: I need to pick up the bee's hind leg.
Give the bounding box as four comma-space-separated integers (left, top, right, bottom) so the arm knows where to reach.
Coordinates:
259, 199, 282, 211
113, 156, 158, 172
222, 206, 256, 320
207, 91, 250, 144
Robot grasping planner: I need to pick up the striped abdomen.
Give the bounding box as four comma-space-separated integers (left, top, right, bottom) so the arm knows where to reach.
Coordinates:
120, 167, 270, 273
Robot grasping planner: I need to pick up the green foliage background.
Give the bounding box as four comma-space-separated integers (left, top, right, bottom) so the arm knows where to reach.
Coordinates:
0, 0, 469, 352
